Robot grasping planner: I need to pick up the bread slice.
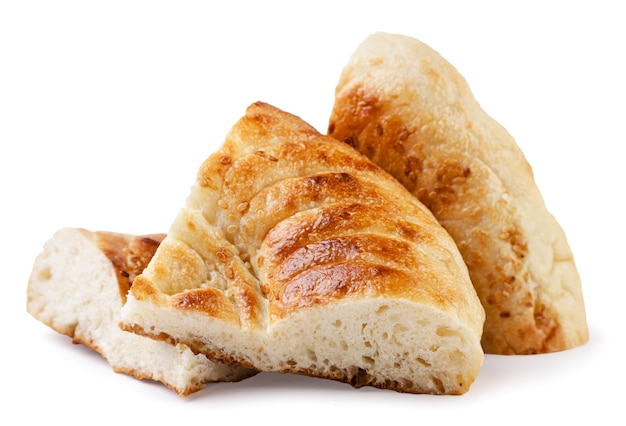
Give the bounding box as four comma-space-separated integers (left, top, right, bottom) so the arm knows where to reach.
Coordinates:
120, 101, 485, 395
328, 32, 589, 354
27, 228, 256, 396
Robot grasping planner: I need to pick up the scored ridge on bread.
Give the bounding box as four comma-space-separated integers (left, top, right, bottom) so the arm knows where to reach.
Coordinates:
27, 228, 256, 395
328, 32, 589, 354
121, 102, 485, 395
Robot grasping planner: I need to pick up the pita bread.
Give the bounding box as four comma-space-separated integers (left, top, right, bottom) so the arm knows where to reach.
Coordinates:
328, 32, 588, 354
121, 102, 485, 394
27, 228, 255, 395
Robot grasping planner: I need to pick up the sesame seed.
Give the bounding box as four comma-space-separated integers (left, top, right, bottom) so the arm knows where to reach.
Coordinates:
237, 201, 249, 212
216, 249, 227, 263
225, 267, 235, 280
242, 218, 255, 234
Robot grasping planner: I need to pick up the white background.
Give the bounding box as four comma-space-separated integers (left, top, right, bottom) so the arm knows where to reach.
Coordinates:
1, 1, 623, 424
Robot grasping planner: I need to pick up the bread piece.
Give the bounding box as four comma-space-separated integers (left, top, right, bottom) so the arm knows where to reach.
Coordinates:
27, 228, 256, 396
120, 101, 485, 395
328, 32, 588, 354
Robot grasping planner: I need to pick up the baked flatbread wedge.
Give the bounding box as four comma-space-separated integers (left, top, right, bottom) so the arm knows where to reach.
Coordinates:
27, 228, 256, 396
120, 101, 485, 395
328, 32, 589, 354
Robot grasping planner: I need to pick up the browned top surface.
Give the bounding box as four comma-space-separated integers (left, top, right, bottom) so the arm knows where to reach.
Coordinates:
328, 33, 588, 354
130, 101, 483, 336
88, 230, 164, 304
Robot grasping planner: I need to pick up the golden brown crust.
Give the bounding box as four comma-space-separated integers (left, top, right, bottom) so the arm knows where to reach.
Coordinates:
28, 228, 257, 395
84, 230, 165, 304
122, 102, 485, 393
328, 32, 588, 354
136, 102, 479, 327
